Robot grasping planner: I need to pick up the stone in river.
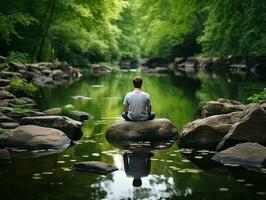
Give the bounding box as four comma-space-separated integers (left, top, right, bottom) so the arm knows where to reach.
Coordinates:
105, 118, 177, 141
74, 161, 118, 174
0, 122, 19, 129
178, 111, 243, 150
21, 116, 83, 140
216, 104, 266, 151
212, 142, 266, 168
0, 125, 70, 152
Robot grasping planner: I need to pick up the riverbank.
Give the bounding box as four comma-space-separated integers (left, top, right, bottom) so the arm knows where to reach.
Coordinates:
119, 56, 266, 76
0, 56, 90, 163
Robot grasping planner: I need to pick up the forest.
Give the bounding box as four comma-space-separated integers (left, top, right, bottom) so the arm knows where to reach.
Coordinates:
0, 0, 265, 66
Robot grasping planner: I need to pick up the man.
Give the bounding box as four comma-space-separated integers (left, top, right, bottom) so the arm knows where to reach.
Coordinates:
122, 76, 155, 121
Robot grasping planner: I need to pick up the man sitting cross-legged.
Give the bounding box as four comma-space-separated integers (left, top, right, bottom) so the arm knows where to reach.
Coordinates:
122, 76, 155, 121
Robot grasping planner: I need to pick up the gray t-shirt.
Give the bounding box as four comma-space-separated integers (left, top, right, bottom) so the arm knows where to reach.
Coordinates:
123, 90, 151, 121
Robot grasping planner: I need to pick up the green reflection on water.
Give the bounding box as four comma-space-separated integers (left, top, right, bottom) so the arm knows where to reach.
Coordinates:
0, 71, 266, 200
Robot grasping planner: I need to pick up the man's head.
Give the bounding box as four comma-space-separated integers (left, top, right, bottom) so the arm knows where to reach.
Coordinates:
133, 76, 143, 89
133, 178, 142, 187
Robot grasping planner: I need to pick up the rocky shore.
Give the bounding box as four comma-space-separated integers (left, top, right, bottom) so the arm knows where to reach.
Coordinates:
119, 56, 266, 76
0, 56, 89, 164
178, 98, 266, 169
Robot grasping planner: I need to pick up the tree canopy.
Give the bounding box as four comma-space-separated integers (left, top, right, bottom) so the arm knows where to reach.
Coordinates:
0, 0, 265, 65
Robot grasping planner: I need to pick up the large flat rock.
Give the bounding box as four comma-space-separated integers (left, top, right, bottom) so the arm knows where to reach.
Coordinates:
105, 118, 177, 141
74, 161, 117, 174
212, 142, 266, 168
21, 116, 83, 140
0, 125, 70, 151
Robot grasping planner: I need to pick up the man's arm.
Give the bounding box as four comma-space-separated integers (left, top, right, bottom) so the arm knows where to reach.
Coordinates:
124, 105, 129, 113
147, 105, 152, 114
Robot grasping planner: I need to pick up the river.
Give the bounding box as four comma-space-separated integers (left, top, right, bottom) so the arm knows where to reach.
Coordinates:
0, 70, 266, 200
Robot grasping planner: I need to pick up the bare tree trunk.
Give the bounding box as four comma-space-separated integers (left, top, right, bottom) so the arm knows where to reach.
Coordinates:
37, 0, 57, 61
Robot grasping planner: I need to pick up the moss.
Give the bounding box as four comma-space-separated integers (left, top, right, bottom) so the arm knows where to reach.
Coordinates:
61, 104, 76, 116
247, 88, 266, 103
9, 76, 38, 97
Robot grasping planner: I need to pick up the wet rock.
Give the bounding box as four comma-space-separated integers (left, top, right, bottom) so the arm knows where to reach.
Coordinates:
74, 161, 118, 174
41, 69, 52, 76
106, 118, 178, 141
0, 113, 16, 123
21, 116, 83, 140
9, 61, 26, 71
0, 149, 11, 165
212, 143, 266, 168
0, 125, 70, 151
179, 112, 243, 150
216, 104, 266, 151
198, 98, 245, 117
90, 64, 113, 75
0, 79, 10, 87
50, 69, 66, 80
44, 108, 90, 122
0, 90, 16, 100
0, 71, 22, 79
144, 67, 170, 74
43, 108, 61, 115
32, 75, 53, 85
0, 122, 19, 129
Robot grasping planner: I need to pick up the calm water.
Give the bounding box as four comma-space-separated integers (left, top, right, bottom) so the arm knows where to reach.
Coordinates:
1, 70, 266, 200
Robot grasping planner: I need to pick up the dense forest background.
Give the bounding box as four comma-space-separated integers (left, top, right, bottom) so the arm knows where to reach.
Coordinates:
0, 0, 265, 66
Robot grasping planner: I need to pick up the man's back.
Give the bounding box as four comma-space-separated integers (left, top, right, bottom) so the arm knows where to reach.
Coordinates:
123, 90, 151, 121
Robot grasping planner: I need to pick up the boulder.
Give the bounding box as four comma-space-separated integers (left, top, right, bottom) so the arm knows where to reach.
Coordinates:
0, 71, 22, 79
90, 64, 113, 75
179, 112, 243, 150
74, 161, 118, 174
47, 108, 88, 121
144, 67, 170, 74
216, 104, 266, 151
32, 75, 53, 85
106, 118, 178, 141
50, 69, 67, 80
198, 98, 245, 117
212, 142, 266, 168
44, 108, 90, 122
0, 90, 16, 100
21, 116, 83, 140
0, 79, 10, 87
0, 125, 70, 150
0, 113, 16, 123
0, 122, 19, 129
8, 61, 26, 71
0, 149, 11, 165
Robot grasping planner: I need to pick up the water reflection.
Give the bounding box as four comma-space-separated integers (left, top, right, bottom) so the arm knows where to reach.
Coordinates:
107, 139, 174, 189
123, 151, 153, 187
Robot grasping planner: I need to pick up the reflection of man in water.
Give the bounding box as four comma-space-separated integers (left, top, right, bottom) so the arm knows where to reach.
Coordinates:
123, 152, 153, 187
122, 76, 155, 121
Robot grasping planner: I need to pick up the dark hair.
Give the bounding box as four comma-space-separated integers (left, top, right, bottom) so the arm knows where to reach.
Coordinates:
133, 76, 143, 88
133, 178, 142, 187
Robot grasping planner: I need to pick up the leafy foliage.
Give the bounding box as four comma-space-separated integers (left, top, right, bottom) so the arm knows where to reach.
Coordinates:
247, 88, 266, 103
9, 76, 38, 97
0, 0, 265, 62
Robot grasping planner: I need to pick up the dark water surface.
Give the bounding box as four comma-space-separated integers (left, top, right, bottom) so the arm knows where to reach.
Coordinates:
1, 70, 266, 200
